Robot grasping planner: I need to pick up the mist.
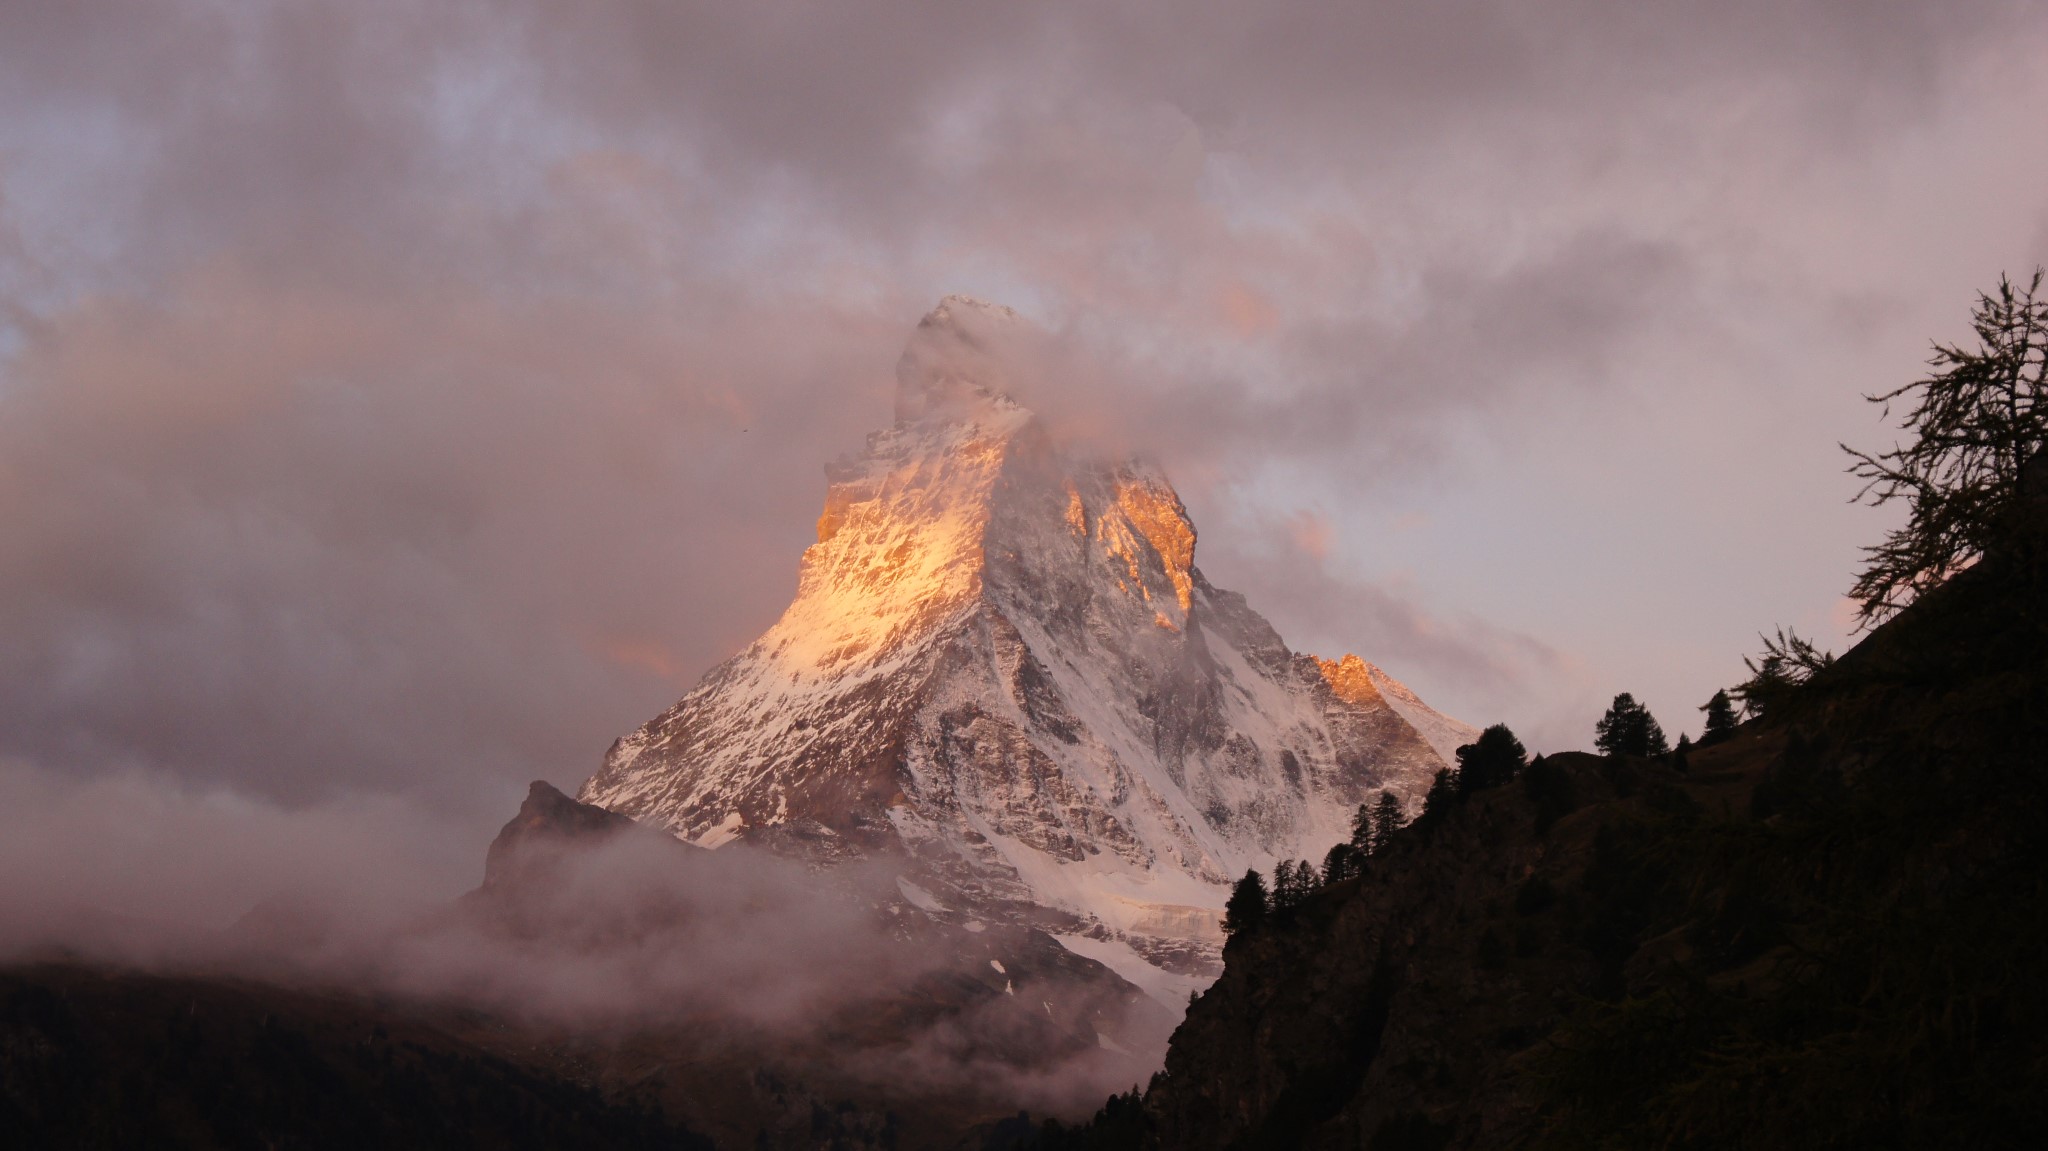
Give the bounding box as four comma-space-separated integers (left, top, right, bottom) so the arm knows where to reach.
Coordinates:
0, 757, 1168, 1118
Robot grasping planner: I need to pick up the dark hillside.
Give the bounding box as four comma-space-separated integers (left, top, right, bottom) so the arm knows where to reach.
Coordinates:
1039, 495, 2048, 1150
0, 964, 713, 1151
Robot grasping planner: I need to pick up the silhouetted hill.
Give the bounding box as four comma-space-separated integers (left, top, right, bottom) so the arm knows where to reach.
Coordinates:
1035, 500, 2048, 1149
0, 963, 712, 1151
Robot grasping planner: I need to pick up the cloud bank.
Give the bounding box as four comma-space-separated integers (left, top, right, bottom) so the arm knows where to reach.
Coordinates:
2, 0, 2046, 810
0, 756, 1164, 1117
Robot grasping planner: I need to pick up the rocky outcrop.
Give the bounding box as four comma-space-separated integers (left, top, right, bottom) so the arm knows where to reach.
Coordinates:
482, 779, 651, 888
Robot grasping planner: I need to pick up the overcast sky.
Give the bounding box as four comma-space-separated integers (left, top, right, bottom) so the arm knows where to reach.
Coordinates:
4, 1, 2047, 845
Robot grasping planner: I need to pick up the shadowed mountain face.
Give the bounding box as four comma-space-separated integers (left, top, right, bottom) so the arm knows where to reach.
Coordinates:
580, 298, 1473, 983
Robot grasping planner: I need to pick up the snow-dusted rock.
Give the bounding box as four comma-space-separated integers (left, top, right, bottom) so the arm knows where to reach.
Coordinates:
580, 298, 1476, 977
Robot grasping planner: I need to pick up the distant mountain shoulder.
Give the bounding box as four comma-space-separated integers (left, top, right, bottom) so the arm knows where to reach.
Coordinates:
481, 779, 654, 888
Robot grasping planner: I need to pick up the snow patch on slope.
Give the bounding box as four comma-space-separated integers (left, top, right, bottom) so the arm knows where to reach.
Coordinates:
1367, 662, 1481, 765
1055, 933, 1209, 1011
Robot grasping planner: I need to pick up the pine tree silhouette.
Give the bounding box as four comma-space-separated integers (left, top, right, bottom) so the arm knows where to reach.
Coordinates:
1322, 841, 1363, 884
1223, 869, 1269, 936
1455, 724, 1528, 793
1369, 791, 1406, 855
1699, 689, 1738, 745
1595, 693, 1669, 758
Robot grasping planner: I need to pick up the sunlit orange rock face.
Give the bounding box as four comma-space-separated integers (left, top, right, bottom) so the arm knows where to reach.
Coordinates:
1112, 474, 1196, 615
579, 298, 1476, 984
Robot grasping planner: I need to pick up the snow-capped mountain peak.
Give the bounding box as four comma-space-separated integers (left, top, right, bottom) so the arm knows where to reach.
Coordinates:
580, 300, 1477, 982
893, 295, 1027, 424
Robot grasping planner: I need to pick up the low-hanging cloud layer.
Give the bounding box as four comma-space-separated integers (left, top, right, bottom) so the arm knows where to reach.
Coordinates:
0, 755, 1163, 1117
3, 0, 2047, 837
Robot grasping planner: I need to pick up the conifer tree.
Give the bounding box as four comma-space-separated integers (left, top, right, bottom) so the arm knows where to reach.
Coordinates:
1348, 801, 1374, 853
1269, 860, 1296, 911
1843, 268, 2048, 624
1699, 689, 1739, 745
1730, 628, 1833, 720
1455, 723, 1528, 793
1594, 693, 1669, 758
1222, 869, 1268, 936
1272, 859, 1316, 911
1369, 790, 1406, 855
1417, 768, 1459, 832
1732, 654, 1790, 720
1322, 841, 1363, 884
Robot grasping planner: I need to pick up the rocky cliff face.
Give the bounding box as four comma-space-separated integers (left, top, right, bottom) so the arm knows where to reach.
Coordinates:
580, 297, 1474, 985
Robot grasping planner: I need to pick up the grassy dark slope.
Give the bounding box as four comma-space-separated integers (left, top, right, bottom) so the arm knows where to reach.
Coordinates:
0, 964, 712, 1151
1036, 519, 2048, 1150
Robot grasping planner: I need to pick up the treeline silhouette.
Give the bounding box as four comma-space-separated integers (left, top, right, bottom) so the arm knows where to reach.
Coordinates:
1222, 722, 1536, 940
1224, 669, 1803, 943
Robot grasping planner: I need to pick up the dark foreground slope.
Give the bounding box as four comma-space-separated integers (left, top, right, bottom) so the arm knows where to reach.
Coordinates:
1044, 520, 2048, 1149
0, 964, 713, 1151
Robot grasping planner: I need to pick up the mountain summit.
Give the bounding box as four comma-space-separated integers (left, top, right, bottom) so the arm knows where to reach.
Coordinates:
579, 299, 1474, 984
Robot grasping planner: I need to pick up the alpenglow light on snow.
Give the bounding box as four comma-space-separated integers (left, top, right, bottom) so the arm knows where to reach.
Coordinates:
580, 297, 1475, 979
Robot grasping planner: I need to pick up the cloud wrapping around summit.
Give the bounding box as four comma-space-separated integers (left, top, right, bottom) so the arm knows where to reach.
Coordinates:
0, 0, 2045, 825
